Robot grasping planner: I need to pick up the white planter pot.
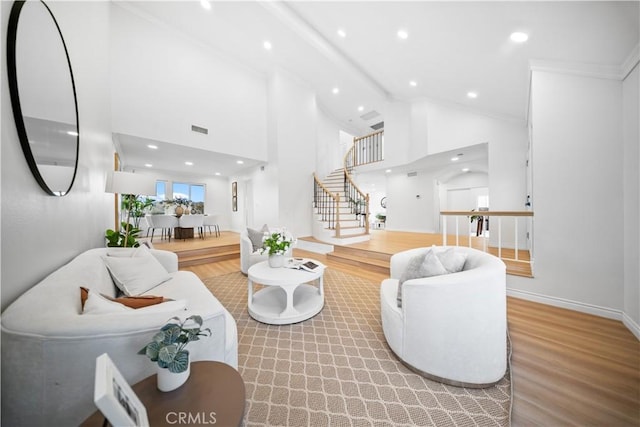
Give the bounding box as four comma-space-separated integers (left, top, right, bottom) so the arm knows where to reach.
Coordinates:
156, 362, 190, 392
268, 254, 285, 268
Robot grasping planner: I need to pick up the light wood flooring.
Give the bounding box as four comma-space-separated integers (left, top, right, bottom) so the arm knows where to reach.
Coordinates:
154, 230, 640, 426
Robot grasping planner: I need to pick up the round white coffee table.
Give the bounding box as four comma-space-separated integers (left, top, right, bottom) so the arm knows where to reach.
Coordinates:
247, 259, 325, 325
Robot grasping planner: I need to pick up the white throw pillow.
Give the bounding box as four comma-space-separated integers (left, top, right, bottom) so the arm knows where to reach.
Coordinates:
106, 245, 150, 258
435, 248, 468, 273
135, 299, 187, 314
247, 224, 269, 252
103, 253, 171, 296
83, 289, 187, 315
397, 249, 448, 308
83, 290, 133, 314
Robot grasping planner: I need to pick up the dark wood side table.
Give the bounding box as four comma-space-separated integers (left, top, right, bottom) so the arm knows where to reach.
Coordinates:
82, 361, 245, 427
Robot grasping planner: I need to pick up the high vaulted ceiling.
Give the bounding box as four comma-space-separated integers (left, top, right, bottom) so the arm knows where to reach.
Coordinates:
117, 1, 639, 176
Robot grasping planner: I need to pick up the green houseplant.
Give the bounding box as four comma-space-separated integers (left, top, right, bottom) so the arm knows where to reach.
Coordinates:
105, 222, 141, 247
138, 315, 211, 391
259, 230, 294, 268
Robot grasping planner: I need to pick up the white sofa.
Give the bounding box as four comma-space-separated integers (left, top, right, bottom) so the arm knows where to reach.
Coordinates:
1, 247, 238, 427
380, 246, 507, 388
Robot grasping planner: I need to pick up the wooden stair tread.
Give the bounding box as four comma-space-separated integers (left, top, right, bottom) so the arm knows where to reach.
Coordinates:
327, 251, 389, 267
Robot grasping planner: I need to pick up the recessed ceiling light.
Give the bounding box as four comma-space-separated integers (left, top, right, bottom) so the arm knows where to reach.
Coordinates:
66, 131, 78, 136
337, 29, 346, 38
462, 168, 470, 172
385, 169, 392, 173
215, 172, 221, 176
397, 29, 409, 40
467, 92, 478, 99
147, 144, 158, 149
185, 161, 193, 166
409, 81, 417, 87
144, 163, 153, 168
357, 105, 364, 112
510, 32, 529, 43
332, 87, 340, 94
263, 41, 272, 51
200, 0, 211, 10
236, 160, 244, 164
451, 157, 459, 162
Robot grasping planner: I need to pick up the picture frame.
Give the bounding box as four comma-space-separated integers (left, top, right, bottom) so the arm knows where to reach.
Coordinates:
232, 181, 238, 211
94, 353, 149, 427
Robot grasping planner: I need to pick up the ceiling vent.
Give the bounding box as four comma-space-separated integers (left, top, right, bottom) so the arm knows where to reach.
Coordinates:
191, 125, 208, 135
407, 171, 418, 177
360, 110, 380, 121
370, 121, 384, 130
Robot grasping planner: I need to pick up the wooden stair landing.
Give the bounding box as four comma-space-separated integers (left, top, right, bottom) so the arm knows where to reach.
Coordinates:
315, 230, 532, 278
152, 231, 240, 268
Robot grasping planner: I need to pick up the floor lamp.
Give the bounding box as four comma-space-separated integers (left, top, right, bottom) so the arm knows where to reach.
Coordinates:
105, 171, 155, 247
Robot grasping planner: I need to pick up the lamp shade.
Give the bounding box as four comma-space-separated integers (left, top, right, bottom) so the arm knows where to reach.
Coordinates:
105, 171, 155, 196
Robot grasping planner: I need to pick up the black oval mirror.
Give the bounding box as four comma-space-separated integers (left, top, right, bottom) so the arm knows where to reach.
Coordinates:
7, 0, 79, 196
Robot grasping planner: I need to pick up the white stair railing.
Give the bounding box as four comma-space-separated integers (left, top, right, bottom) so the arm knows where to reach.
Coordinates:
440, 210, 534, 276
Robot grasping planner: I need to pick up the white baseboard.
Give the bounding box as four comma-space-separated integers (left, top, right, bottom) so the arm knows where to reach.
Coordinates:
506, 288, 623, 321
623, 313, 640, 340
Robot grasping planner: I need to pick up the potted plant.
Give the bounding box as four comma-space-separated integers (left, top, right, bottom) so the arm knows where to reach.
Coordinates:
259, 230, 294, 268
138, 315, 211, 392
122, 196, 154, 228
375, 213, 386, 223
105, 222, 141, 247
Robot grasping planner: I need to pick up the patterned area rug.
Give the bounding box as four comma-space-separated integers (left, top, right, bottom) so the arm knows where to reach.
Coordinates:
203, 270, 511, 426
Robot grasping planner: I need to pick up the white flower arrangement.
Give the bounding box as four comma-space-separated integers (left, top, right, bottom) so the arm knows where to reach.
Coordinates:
259, 229, 294, 256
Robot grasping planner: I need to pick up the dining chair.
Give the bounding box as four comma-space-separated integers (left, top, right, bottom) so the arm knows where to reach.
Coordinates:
178, 214, 205, 239
150, 215, 179, 242
204, 214, 220, 237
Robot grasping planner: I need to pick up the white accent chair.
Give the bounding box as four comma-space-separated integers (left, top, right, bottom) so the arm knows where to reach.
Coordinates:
380, 246, 507, 388
240, 227, 293, 274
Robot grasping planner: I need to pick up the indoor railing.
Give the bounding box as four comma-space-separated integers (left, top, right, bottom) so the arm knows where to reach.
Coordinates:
343, 170, 369, 232
440, 210, 535, 277
313, 173, 342, 237
345, 129, 384, 169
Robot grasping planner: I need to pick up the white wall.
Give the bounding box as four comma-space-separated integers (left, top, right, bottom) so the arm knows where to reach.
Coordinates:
417, 100, 528, 211
271, 71, 316, 238
385, 170, 439, 233
509, 70, 625, 317
110, 4, 268, 162
316, 108, 343, 179
623, 62, 640, 334
383, 100, 527, 239
1, 1, 113, 310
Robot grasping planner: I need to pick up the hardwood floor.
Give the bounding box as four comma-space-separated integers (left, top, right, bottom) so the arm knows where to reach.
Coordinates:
155, 231, 640, 426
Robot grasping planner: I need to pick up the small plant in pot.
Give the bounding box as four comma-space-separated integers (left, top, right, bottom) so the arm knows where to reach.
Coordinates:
138, 315, 211, 392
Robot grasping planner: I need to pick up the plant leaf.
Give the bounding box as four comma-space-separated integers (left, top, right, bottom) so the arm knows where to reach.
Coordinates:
162, 325, 181, 344
167, 350, 189, 373
158, 343, 177, 364
145, 341, 161, 361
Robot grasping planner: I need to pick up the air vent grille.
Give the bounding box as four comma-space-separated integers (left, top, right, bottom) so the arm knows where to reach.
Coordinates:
371, 121, 384, 130
407, 171, 418, 177
360, 110, 380, 121
191, 125, 208, 135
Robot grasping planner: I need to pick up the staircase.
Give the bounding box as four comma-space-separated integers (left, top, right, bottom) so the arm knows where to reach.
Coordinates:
312, 129, 384, 246
312, 169, 370, 245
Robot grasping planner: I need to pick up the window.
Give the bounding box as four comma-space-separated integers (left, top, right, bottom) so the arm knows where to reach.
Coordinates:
172, 182, 205, 214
